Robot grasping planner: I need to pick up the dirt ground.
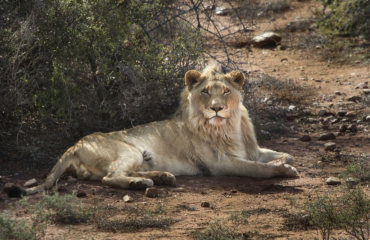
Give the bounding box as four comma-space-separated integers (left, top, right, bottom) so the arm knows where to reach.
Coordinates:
1, 1, 370, 239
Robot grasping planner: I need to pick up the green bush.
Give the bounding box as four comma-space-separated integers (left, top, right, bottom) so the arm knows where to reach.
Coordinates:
0, 213, 37, 240
318, 0, 370, 37
304, 187, 370, 240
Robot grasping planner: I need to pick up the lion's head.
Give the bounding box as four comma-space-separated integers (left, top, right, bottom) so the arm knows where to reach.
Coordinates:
181, 64, 245, 136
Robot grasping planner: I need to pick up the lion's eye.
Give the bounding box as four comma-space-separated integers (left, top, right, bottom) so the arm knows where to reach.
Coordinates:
224, 89, 231, 94
201, 89, 209, 95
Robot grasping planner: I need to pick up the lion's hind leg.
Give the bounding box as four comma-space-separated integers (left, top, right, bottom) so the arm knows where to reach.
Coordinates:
130, 171, 176, 185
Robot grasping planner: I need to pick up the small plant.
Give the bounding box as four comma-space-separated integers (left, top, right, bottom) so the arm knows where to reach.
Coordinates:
302, 187, 370, 240
193, 211, 249, 240
0, 213, 37, 240
18, 192, 93, 224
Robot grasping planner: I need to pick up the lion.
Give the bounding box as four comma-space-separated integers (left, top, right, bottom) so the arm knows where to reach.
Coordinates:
14, 63, 298, 196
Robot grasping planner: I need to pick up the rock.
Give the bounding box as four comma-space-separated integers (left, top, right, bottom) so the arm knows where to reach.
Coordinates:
363, 89, 370, 95
337, 110, 347, 117
76, 190, 87, 198
318, 133, 336, 141
326, 177, 341, 185
322, 124, 329, 130
344, 111, 356, 118
288, 105, 296, 111
300, 135, 311, 142
324, 142, 336, 151
335, 91, 341, 95
252, 32, 282, 47
348, 124, 358, 132
3, 182, 14, 193
306, 118, 318, 124
346, 177, 359, 187
215, 7, 230, 16
347, 95, 362, 102
201, 201, 210, 207
331, 118, 340, 124
365, 115, 370, 122
123, 195, 134, 203
23, 178, 37, 188
145, 187, 159, 198
339, 124, 348, 133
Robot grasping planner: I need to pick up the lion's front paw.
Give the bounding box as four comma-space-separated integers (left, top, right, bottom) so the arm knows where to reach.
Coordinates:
152, 172, 176, 185
129, 178, 154, 189
274, 163, 299, 177
271, 153, 294, 165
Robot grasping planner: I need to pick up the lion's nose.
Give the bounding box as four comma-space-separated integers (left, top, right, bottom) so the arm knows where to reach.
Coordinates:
211, 106, 224, 113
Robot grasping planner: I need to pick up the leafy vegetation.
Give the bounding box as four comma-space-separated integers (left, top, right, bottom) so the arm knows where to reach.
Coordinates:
298, 187, 370, 240
0, 213, 37, 240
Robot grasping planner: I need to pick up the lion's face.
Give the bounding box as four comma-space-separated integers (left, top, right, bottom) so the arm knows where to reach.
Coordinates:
185, 67, 245, 127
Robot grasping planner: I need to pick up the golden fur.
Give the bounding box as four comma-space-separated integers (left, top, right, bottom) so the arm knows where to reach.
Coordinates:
21, 63, 298, 195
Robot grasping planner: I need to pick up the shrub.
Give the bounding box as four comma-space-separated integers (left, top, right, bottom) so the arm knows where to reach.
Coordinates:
304, 187, 370, 240
0, 213, 37, 240
317, 0, 370, 38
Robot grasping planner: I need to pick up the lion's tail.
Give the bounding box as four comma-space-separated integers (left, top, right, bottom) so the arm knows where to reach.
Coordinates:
23, 148, 77, 196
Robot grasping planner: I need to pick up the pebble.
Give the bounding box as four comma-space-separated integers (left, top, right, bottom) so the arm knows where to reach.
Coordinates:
76, 190, 87, 198
300, 135, 311, 142
337, 110, 347, 117
339, 124, 348, 133
347, 96, 362, 102
318, 133, 336, 141
324, 142, 336, 151
326, 177, 341, 185
3, 183, 14, 193
345, 111, 356, 118
145, 187, 159, 198
348, 124, 358, 132
67, 176, 78, 183
346, 177, 359, 187
123, 195, 134, 203
201, 201, 210, 207
365, 115, 370, 122
23, 178, 37, 188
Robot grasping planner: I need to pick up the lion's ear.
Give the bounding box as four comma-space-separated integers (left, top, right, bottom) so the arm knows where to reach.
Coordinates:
185, 70, 202, 91
228, 71, 245, 90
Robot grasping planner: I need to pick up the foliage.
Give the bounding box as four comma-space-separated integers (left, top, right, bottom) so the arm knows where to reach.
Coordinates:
0, 213, 37, 240
303, 187, 370, 240
0, 0, 201, 158
193, 211, 249, 240
18, 192, 93, 224
317, 0, 370, 38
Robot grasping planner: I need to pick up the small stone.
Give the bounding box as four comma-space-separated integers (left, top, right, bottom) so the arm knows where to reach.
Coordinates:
123, 195, 134, 203
335, 91, 341, 95
23, 178, 37, 188
326, 177, 341, 185
345, 111, 356, 118
215, 7, 230, 16
339, 124, 348, 132
365, 115, 370, 122
347, 95, 362, 102
363, 89, 370, 95
251, 32, 282, 47
288, 105, 296, 111
3, 182, 14, 193
337, 110, 347, 117
201, 201, 210, 207
322, 124, 329, 130
300, 135, 311, 142
145, 187, 159, 198
230, 189, 238, 194
331, 118, 340, 124
76, 190, 87, 198
324, 142, 336, 151
306, 118, 318, 123
318, 133, 336, 141
348, 124, 358, 132
345, 178, 359, 187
